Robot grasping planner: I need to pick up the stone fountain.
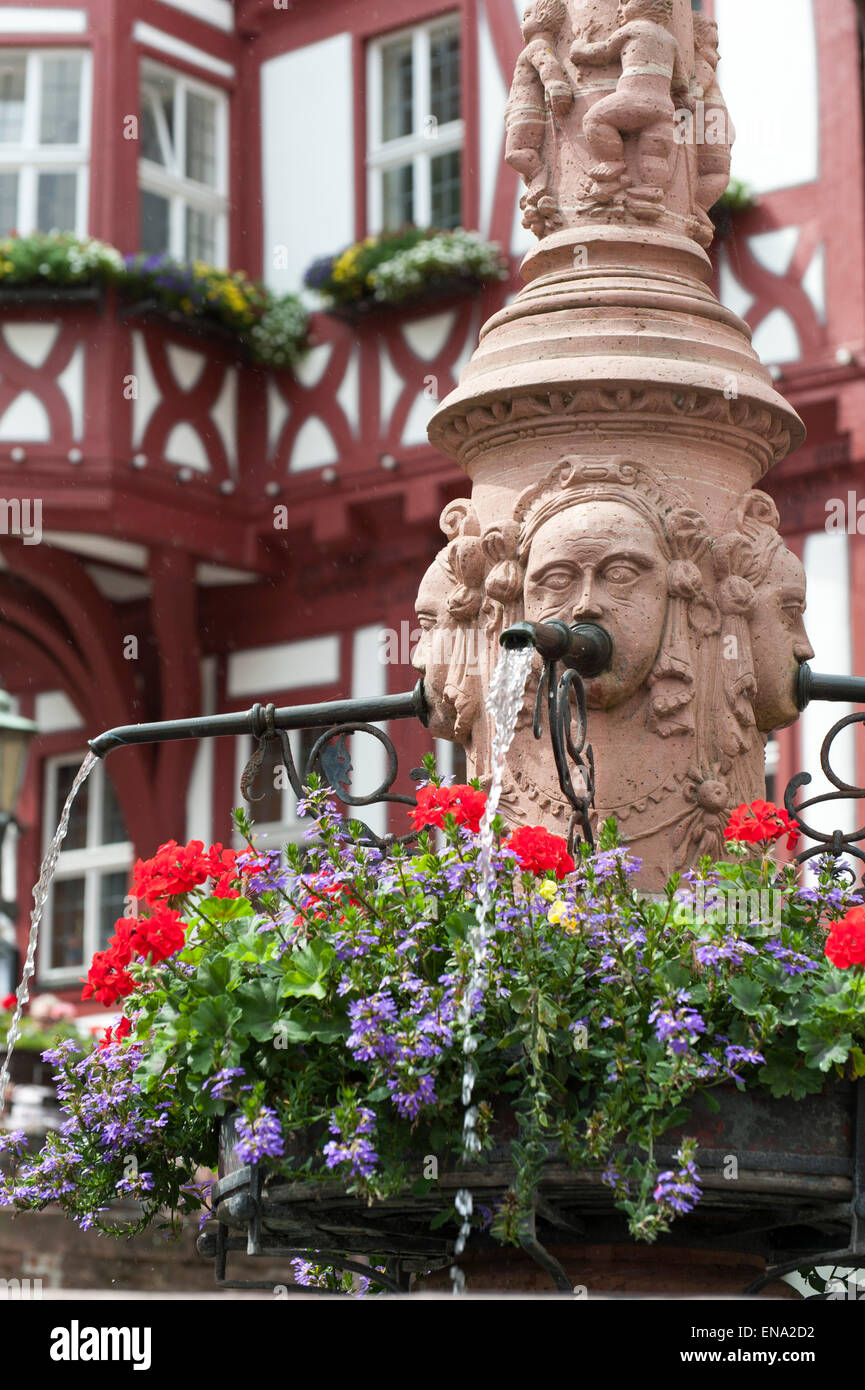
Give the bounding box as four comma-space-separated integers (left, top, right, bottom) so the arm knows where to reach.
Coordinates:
417, 0, 815, 889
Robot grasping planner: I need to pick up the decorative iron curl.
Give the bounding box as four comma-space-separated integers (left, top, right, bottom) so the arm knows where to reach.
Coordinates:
784, 709, 865, 882
533, 660, 596, 854
241, 713, 420, 851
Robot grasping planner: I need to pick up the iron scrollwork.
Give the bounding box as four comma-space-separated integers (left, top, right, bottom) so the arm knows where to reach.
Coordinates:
784, 709, 865, 882
240, 703, 421, 850
533, 661, 596, 854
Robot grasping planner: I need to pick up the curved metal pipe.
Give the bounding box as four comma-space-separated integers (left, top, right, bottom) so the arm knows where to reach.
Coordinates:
88, 680, 430, 759
500, 620, 613, 679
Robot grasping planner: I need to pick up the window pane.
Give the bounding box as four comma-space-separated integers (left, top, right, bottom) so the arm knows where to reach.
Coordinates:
431, 149, 461, 229
0, 172, 18, 234
49, 877, 85, 969
54, 763, 89, 851
185, 90, 218, 187
36, 170, 77, 232
381, 37, 413, 142
140, 187, 170, 254
141, 76, 175, 168
382, 163, 414, 230
39, 55, 82, 145
430, 26, 460, 126
0, 54, 26, 143
185, 205, 217, 262
98, 871, 130, 951
101, 774, 127, 847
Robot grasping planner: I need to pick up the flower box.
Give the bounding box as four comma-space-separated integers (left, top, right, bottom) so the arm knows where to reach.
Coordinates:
323, 273, 484, 326
0, 284, 104, 309
207, 1081, 861, 1293
116, 296, 254, 358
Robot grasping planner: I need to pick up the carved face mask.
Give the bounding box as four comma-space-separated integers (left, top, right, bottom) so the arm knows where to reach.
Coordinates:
750, 546, 814, 730
523, 500, 669, 710
412, 556, 459, 737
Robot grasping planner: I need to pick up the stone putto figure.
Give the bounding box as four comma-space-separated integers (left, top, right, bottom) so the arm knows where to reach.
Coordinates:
570, 0, 691, 217
505, 0, 574, 235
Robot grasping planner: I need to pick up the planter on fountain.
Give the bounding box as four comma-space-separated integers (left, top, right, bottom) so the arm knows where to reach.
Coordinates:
201, 1080, 865, 1296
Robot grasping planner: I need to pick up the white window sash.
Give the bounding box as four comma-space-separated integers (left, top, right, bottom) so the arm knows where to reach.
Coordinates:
138, 61, 229, 260
0, 49, 90, 235
39, 756, 132, 983
366, 14, 462, 234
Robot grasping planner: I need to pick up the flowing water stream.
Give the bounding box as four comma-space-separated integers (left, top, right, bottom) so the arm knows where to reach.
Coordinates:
451, 646, 534, 1293
0, 751, 97, 1120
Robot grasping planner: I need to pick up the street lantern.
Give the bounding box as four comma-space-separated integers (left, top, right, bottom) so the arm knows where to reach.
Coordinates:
0, 687, 37, 857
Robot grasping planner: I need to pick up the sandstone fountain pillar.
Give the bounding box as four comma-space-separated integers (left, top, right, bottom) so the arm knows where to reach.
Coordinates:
417, 0, 814, 888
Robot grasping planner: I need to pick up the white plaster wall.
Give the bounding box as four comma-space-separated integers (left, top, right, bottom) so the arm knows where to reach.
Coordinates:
186, 656, 217, 846
155, 0, 233, 31
261, 36, 355, 298
799, 532, 854, 845
351, 625, 387, 840
715, 0, 818, 194
0, 8, 86, 32
35, 691, 83, 733
228, 636, 340, 698
478, 0, 507, 239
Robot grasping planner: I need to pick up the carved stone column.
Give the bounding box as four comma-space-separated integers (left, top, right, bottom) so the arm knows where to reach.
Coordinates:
417, 0, 813, 888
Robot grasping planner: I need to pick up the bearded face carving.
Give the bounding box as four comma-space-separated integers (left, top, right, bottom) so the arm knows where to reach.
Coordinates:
522, 501, 669, 710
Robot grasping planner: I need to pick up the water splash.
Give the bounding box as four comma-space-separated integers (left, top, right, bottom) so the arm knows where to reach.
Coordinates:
451, 646, 534, 1289
0, 751, 97, 1120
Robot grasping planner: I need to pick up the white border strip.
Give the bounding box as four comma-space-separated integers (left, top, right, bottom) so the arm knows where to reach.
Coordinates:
132, 22, 235, 80
0, 8, 87, 33
154, 0, 234, 33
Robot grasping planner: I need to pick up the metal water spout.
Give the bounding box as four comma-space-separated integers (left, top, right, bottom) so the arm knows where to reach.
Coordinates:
499, 620, 613, 678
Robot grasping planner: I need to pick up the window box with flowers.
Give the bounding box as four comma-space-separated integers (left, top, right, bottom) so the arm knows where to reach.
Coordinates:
0, 232, 310, 372
304, 228, 509, 324
3, 778, 865, 1295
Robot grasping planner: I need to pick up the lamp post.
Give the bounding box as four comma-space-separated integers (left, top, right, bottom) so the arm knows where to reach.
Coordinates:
0, 687, 37, 994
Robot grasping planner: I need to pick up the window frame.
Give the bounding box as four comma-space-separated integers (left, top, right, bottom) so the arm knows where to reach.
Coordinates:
39, 754, 133, 987
0, 47, 92, 236
138, 58, 229, 264
366, 13, 464, 233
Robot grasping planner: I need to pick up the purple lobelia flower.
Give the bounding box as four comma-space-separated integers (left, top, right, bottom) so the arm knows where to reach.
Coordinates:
234, 1105, 285, 1164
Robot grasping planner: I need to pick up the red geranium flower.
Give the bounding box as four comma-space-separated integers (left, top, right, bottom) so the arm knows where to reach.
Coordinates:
81, 950, 136, 1007
409, 784, 488, 834
825, 907, 865, 970
133, 838, 211, 903
1, 992, 16, 1011
505, 825, 575, 880
129, 904, 186, 964
724, 800, 799, 851
98, 1015, 133, 1050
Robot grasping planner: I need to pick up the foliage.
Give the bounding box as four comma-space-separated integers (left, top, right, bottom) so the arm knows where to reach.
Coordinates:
0, 233, 309, 369
3, 781, 864, 1270
305, 227, 508, 308
0, 991, 82, 1054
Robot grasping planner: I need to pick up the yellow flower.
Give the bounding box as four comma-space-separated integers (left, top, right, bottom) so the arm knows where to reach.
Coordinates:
180, 297, 194, 313
538, 879, 558, 903
547, 898, 578, 933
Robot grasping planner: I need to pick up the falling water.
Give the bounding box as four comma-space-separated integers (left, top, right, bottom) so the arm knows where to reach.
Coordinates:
451, 646, 534, 1292
0, 751, 98, 1121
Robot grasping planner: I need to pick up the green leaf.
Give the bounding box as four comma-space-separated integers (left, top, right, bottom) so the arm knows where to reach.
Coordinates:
728, 977, 763, 1015
279, 941, 333, 999
233, 978, 285, 1042
797, 1022, 853, 1072
851, 1047, 865, 1078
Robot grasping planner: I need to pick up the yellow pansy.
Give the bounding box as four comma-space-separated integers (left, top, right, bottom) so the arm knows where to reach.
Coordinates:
538, 879, 558, 903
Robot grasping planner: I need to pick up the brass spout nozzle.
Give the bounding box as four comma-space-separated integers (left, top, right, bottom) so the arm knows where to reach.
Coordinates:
500, 621, 613, 678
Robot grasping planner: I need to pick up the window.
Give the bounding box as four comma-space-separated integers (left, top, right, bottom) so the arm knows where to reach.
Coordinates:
765, 736, 779, 806
40, 757, 132, 982
0, 49, 91, 236
234, 729, 324, 849
367, 16, 463, 232
138, 61, 228, 262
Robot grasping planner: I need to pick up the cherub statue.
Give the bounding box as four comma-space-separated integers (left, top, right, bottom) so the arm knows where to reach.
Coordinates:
691, 15, 734, 245
505, 0, 573, 235
570, 0, 691, 211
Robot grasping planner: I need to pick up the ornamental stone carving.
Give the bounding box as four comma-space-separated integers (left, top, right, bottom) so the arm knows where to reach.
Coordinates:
419, 1, 811, 888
